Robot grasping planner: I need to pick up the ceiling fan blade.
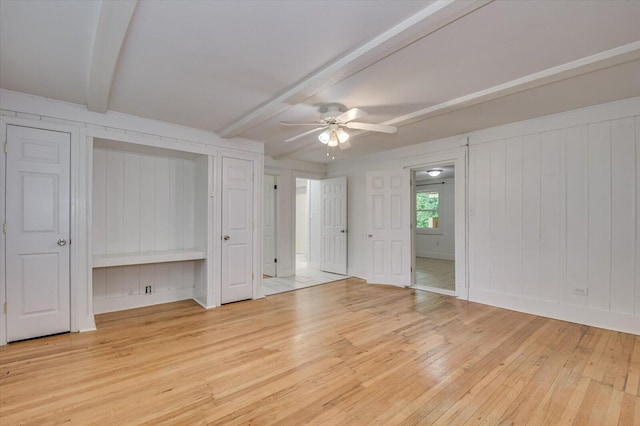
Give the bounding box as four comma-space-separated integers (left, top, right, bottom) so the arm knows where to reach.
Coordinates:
336, 107, 367, 123
338, 140, 351, 150
345, 121, 397, 134
284, 126, 327, 143
280, 121, 322, 126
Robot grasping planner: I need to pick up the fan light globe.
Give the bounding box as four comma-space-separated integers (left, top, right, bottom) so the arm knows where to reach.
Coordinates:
318, 130, 330, 144
328, 132, 339, 148
427, 169, 442, 177
336, 128, 349, 143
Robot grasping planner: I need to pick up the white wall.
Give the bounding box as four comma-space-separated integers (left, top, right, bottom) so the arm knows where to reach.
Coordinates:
415, 177, 455, 260
0, 89, 264, 343
468, 100, 640, 334
329, 96, 640, 334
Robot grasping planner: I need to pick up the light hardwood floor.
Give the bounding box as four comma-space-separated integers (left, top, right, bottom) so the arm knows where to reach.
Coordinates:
0, 278, 638, 425
415, 257, 455, 291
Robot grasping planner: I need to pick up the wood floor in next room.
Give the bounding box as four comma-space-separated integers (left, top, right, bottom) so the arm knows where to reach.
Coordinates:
0, 278, 638, 425
415, 256, 455, 292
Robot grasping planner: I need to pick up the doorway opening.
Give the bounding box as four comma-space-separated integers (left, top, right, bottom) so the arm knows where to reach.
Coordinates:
411, 165, 456, 296
295, 178, 319, 275
263, 177, 348, 295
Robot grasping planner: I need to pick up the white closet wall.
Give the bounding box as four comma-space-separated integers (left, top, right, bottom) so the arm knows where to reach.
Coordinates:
92, 140, 208, 314
92, 146, 199, 254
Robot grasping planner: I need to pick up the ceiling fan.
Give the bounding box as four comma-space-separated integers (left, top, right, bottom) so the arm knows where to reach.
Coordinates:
280, 103, 397, 150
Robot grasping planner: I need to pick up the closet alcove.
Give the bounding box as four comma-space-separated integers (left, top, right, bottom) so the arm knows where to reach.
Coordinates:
91, 138, 210, 314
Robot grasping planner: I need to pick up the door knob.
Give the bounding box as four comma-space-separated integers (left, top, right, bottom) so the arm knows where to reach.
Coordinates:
57, 239, 67, 246
367, 234, 373, 238
340, 229, 346, 233
223, 235, 230, 240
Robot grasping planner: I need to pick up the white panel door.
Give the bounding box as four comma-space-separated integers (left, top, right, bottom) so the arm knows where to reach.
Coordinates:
319, 176, 347, 275
263, 174, 276, 277
5, 125, 71, 341
221, 157, 253, 304
366, 171, 411, 287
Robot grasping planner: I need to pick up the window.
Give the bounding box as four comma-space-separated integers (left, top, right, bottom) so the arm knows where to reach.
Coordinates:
416, 190, 439, 230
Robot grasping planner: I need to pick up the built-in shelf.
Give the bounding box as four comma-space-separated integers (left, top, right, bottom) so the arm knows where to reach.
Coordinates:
92, 250, 206, 268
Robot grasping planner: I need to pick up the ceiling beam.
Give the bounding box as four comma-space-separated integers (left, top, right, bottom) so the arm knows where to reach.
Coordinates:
86, 0, 138, 113
218, 0, 493, 138
380, 40, 640, 129
273, 41, 640, 161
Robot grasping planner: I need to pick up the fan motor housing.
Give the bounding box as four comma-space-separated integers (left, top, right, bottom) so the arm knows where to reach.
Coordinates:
319, 103, 347, 121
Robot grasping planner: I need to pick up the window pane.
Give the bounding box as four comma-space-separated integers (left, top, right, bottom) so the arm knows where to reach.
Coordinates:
416, 191, 439, 229
416, 211, 439, 229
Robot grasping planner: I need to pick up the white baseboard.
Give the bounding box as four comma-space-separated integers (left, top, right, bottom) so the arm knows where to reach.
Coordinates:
93, 288, 194, 314
416, 251, 455, 261
193, 295, 216, 310
469, 288, 639, 335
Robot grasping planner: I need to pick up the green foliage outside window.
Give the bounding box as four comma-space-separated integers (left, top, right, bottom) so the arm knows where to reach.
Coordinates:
416, 191, 439, 229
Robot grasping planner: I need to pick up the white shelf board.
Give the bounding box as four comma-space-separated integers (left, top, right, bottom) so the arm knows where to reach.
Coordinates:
93, 250, 206, 268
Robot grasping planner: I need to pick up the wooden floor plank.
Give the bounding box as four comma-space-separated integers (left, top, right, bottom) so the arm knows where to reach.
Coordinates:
0, 278, 637, 425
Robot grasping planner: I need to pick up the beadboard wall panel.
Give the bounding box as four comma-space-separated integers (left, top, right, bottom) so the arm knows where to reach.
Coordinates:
92, 148, 200, 255
92, 261, 200, 314
469, 114, 639, 332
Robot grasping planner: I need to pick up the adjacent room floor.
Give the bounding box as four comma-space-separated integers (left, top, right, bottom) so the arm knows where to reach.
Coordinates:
263, 253, 348, 295
414, 257, 455, 293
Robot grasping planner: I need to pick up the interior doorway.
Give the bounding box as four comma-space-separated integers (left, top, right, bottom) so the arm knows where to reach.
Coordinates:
295, 178, 320, 275
263, 176, 348, 295
411, 165, 456, 296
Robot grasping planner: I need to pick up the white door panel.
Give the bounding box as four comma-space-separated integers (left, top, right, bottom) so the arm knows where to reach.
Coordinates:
366, 171, 410, 286
6, 125, 71, 341
263, 174, 276, 277
221, 157, 253, 304
320, 176, 347, 275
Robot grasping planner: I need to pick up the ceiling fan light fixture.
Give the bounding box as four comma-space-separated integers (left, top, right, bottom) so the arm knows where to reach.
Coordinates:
336, 128, 349, 143
318, 130, 330, 144
427, 169, 442, 177
328, 132, 339, 148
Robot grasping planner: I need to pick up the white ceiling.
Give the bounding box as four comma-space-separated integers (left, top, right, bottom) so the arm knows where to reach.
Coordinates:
1, 0, 639, 164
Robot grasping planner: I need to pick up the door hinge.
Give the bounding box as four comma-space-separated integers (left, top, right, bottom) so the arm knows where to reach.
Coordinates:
4, 142, 7, 154
252, 273, 254, 280
3, 303, 6, 314
274, 185, 277, 190
2, 222, 6, 234
274, 258, 277, 263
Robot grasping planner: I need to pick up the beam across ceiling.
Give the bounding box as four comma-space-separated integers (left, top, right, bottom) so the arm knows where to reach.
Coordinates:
86, 0, 137, 113
273, 41, 640, 160
218, 0, 493, 138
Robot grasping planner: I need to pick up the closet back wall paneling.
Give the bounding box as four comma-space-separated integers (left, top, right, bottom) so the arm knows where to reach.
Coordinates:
92, 147, 199, 255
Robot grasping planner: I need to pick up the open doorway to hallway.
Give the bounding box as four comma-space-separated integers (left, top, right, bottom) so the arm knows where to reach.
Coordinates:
412, 165, 456, 296
263, 177, 347, 295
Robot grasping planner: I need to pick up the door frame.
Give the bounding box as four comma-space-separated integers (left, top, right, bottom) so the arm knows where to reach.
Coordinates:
0, 116, 91, 345
263, 174, 278, 277
404, 146, 469, 300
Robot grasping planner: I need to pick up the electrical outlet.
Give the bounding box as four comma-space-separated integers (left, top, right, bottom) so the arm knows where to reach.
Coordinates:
571, 287, 588, 296
145, 285, 152, 294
